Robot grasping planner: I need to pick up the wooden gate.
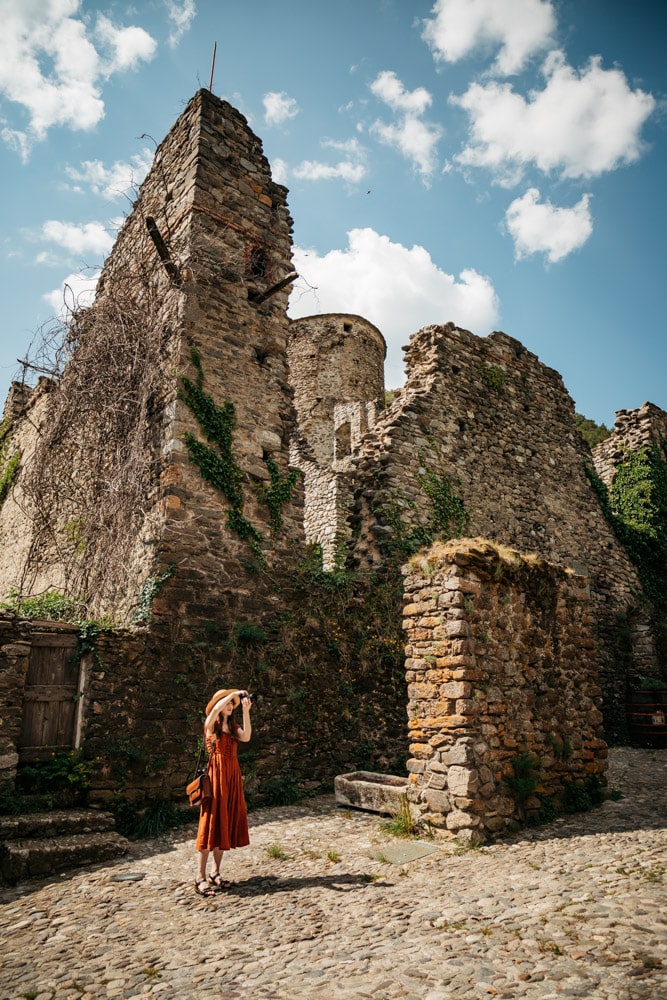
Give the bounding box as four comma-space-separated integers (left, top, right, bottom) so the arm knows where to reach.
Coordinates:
19, 631, 83, 762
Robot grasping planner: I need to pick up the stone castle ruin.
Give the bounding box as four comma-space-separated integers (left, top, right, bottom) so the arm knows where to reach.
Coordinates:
0, 89, 664, 840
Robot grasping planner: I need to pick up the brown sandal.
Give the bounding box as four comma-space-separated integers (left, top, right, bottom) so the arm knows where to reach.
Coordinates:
195, 879, 216, 897
208, 872, 232, 890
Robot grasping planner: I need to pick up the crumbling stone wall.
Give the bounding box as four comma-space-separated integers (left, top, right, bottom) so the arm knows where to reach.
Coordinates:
593, 401, 667, 486
0, 89, 304, 625
288, 314, 385, 565
0, 380, 56, 599
0, 615, 30, 785
348, 323, 654, 737
403, 539, 607, 842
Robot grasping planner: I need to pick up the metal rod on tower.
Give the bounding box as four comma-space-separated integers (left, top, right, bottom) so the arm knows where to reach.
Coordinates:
209, 42, 217, 92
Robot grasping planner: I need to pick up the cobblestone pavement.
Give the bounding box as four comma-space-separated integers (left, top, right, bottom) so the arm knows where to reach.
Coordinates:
0, 748, 665, 1000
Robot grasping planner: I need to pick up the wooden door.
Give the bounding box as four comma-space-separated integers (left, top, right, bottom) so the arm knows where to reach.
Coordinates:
19, 632, 82, 762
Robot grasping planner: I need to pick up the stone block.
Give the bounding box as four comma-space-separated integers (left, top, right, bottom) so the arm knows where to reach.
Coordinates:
440, 741, 474, 766
447, 765, 480, 797
334, 771, 409, 815
423, 788, 451, 813
445, 808, 479, 831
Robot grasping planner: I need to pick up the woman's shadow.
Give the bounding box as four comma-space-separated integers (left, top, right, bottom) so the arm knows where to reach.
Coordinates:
226, 872, 388, 897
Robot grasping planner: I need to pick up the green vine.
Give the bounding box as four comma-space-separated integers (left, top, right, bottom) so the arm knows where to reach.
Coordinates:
179, 347, 299, 553
258, 458, 300, 535
418, 465, 470, 539
479, 364, 506, 392
376, 466, 469, 559
0, 417, 20, 507
74, 619, 105, 669
132, 565, 175, 623
179, 347, 262, 554
586, 441, 667, 668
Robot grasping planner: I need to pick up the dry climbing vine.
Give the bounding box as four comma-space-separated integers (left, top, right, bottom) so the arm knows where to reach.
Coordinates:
16, 242, 174, 617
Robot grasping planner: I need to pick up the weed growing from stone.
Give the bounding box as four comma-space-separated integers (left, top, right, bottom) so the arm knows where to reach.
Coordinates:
265, 842, 290, 861
380, 795, 422, 839
327, 850, 341, 863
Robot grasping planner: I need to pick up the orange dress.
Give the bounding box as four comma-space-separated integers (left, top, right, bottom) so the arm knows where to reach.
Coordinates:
195, 731, 250, 851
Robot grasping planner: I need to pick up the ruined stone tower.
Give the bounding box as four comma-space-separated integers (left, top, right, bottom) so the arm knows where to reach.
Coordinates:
0, 89, 304, 624
1, 90, 665, 806
288, 314, 385, 565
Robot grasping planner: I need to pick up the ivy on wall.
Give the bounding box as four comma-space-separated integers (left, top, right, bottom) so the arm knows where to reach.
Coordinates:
0, 417, 20, 507
479, 364, 506, 392
258, 457, 300, 536
178, 347, 298, 552
586, 441, 667, 669
375, 463, 469, 560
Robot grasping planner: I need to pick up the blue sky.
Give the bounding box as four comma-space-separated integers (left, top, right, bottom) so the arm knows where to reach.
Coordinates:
0, 0, 665, 428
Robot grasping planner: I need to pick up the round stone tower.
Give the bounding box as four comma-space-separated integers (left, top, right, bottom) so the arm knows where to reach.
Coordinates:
287, 313, 386, 565
288, 313, 386, 470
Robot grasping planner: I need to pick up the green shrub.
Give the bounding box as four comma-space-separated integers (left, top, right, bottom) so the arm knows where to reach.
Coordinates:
15, 749, 93, 807
111, 796, 194, 839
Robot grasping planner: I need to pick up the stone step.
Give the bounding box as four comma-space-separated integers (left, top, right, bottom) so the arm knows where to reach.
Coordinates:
0, 808, 118, 842
1, 829, 129, 884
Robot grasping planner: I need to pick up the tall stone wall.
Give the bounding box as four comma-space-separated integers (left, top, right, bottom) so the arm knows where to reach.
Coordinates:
0, 380, 57, 599
150, 89, 305, 624
348, 323, 653, 737
592, 401, 667, 486
403, 539, 607, 843
0, 89, 305, 625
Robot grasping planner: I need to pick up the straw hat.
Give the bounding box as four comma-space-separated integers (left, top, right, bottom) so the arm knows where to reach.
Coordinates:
205, 688, 242, 717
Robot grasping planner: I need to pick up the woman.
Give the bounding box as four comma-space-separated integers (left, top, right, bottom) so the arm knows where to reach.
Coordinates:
194, 688, 252, 897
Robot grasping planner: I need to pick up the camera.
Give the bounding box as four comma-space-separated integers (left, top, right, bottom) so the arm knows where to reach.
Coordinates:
240, 691, 254, 703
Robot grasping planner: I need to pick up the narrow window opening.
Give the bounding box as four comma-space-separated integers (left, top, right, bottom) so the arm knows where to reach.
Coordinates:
334, 422, 352, 460
343, 322, 352, 333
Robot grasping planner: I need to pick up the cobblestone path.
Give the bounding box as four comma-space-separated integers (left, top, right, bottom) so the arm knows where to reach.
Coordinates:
0, 747, 665, 1000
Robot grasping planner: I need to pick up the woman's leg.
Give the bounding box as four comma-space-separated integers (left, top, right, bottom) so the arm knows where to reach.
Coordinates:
195, 849, 216, 896
196, 849, 209, 882
209, 848, 231, 888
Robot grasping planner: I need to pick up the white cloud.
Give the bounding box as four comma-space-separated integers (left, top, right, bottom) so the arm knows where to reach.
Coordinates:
95, 14, 156, 72
45, 270, 99, 318
165, 0, 196, 48
0, 1, 156, 157
370, 70, 433, 116
263, 91, 299, 127
288, 228, 499, 387
505, 188, 593, 262
293, 161, 366, 183
271, 157, 288, 185
65, 150, 154, 199
292, 138, 367, 184
452, 51, 656, 183
369, 71, 442, 179
41, 220, 114, 256
423, 0, 556, 75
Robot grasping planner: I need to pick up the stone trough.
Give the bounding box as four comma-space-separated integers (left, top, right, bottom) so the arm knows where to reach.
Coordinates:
334, 771, 409, 815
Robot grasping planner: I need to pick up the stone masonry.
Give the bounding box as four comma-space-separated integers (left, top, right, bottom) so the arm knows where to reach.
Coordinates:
346, 323, 657, 738
0, 90, 665, 817
592, 400, 667, 486
288, 313, 386, 566
403, 538, 606, 842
